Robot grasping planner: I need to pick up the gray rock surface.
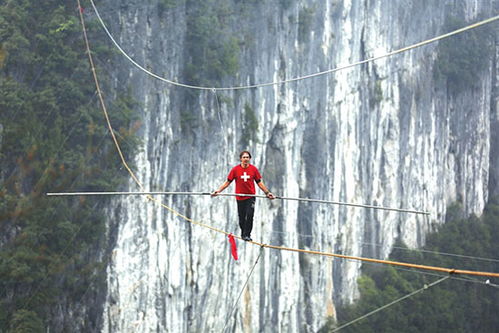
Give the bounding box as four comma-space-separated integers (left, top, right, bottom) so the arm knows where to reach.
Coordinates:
95, 0, 499, 331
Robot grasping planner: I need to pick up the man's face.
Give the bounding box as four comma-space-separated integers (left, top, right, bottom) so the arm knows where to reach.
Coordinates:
240, 153, 251, 165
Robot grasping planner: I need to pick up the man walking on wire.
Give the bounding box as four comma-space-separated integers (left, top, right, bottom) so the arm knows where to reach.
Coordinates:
212, 151, 275, 241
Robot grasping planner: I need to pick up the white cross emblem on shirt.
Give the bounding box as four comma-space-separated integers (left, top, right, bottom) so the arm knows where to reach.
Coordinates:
241, 172, 250, 182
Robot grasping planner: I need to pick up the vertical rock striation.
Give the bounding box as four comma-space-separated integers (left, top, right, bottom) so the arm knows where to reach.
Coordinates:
96, 0, 498, 331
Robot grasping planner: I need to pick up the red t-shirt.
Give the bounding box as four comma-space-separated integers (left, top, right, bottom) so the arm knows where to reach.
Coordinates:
227, 164, 262, 200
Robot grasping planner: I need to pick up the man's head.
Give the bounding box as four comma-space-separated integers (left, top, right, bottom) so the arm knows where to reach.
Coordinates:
239, 150, 252, 159
239, 150, 251, 167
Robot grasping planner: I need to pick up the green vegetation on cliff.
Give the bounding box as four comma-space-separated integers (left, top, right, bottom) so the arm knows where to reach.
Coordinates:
0, 1, 139, 331
184, 0, 240, 86
322, 201, 499, 332
434, 16, 493, 93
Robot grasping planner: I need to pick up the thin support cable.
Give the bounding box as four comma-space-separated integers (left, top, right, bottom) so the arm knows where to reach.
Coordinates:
212, 88, 229, 169
88, 0, 499, 91
222, 246, 265, 333
88, 0, 211, 91
332, 276, 450, 332
460, 276, 499, 289
362, 241, 499, 263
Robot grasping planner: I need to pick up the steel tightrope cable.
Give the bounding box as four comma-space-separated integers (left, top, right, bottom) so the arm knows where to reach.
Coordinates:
221, 246, 265, 333
46, 191, 430, 215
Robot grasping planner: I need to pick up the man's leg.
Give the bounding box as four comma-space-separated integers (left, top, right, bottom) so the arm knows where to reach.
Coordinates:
237, 200, 247, 237
236, 198, 255, 239
245, 198, 256, 238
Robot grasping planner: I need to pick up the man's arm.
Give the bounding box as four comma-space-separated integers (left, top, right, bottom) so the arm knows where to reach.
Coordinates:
257, 180, 275, 200
211, 180, 231, 196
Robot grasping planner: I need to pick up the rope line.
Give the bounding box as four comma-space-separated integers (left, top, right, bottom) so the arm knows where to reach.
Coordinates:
221, 246, 265, 333
362, 241, 499, 263
75, 0, 499, 279
46, 191, 430, 215
88, 0, 499, 91
332, 276, 450, 332
78, 0, 143, 189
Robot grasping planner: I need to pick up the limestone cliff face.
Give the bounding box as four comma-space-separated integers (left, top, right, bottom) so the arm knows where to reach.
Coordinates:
96, 0, 498, 331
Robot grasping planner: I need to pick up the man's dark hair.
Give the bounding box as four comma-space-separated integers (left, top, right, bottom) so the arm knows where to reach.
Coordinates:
239, 150, 252, 159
